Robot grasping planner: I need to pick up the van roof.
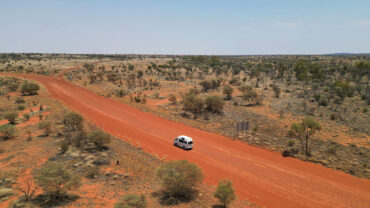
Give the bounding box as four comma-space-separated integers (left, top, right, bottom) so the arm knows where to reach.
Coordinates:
178, 135, 193, 141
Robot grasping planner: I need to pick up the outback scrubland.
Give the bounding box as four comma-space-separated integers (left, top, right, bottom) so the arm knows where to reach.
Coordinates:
0, 54, 255, 208
57, 53, 369, 178
0, 53, 369, 208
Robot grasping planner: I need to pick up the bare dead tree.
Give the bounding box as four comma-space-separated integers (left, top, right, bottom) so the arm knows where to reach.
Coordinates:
16, 176, 36, 201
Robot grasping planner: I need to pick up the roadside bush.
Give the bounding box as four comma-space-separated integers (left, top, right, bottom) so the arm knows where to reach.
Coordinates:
183, 94, 204, 119
115, 89, 128, 97
223, 85, 233, 100
34, 162, 81, 200
5, 112, 18, 124
0, 124, 16, 140
38, 121, 52, 136
64, 112, 84, 132
205, 96, 224, 114
87, 130, 111, 150
72, 131, 87, 148
114, 194, 147, 208
21, 82, 40, 95
156, 160, 203, 203
213, 179, 236, 208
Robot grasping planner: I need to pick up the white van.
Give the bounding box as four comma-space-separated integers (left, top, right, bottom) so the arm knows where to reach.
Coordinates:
174, 135, 193, 150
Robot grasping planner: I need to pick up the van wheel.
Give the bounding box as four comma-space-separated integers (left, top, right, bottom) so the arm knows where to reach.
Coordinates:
182, 146, 185, 150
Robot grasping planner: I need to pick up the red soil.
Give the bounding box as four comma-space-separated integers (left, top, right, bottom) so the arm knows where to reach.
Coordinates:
5, 73, 370, 208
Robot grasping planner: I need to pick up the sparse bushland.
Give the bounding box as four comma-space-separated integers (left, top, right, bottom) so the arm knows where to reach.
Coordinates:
114, 194, 147, 208
156, 160, 204, 205
213, 179, 236, 208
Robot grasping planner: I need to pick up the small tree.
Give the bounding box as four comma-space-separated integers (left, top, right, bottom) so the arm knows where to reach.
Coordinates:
205, 96, 225, 114
156, 160, 204, 201
34, 162, 81, 200
5, 112, 18, 124
38, 121, 52, 136
87, 130, 111, 150
223, 85, 233, 100
213, 179, 236, 208
289, 117, 322, 155
114, 194, 147, 208
0, 124, 17, 139
21, 82, 40, 95
183, 95, 204, 119
16, 176, 36, 201
64, 112, 84, 132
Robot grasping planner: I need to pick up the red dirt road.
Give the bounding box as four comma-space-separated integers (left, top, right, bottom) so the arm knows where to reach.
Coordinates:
10, 73, 370, 208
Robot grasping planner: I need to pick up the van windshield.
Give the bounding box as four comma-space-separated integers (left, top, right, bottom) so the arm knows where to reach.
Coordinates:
187, 141, 193, 145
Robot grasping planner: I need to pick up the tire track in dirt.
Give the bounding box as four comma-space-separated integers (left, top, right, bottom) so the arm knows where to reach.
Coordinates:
5, 73, 370, 208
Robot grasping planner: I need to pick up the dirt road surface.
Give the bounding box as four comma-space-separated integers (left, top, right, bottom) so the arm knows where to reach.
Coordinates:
9, 73, 370, 208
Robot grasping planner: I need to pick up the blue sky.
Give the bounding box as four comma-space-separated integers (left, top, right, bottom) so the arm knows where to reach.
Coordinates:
1, 0, 370, 54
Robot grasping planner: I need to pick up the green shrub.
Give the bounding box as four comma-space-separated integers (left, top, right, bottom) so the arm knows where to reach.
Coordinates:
156, 160, 203, 202
33, 162, 81, 199
60, 140, 69, 153
114, 194, 147, 208
0, 124, 16, 140
223, 85, 233, 100
87, 130, 111, 150
21, 82, 40, 95
85, 166, 99, 179
38, 121, 52, 136
15, 97, 25, 104
8, 83, 19, 91
5, 112, 18, 124
183, 94, 204, 119
17, 105, 25, 111
168, 94, 177, 104
64, 112, 84, 131
205, 96, 225, 114
213, 179, 236, 208
318, 97, 328, 106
